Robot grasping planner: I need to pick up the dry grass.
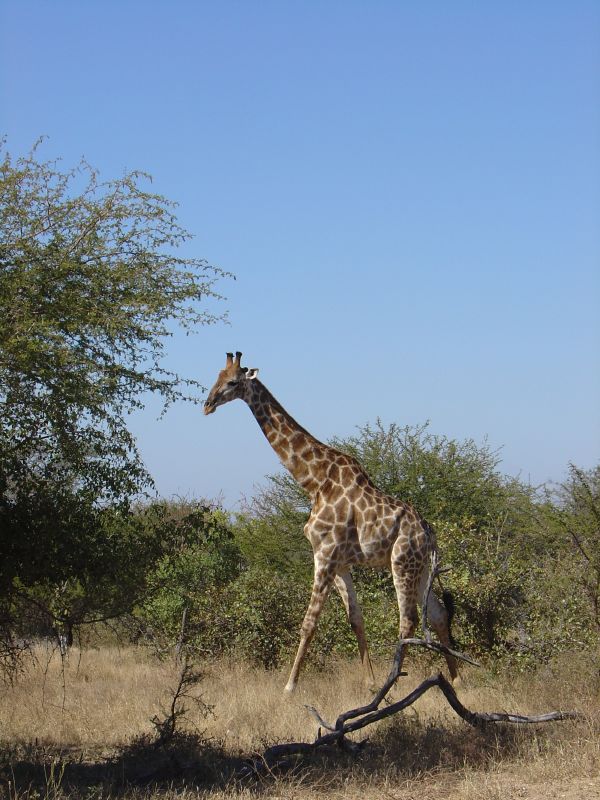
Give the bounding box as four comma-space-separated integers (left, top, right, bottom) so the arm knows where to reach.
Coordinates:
0, 644, 598, 799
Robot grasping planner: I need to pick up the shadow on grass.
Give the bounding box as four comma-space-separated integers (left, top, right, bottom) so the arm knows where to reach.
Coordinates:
2, 715, 571, 799
1, 731, 243, 798
251, 715, 556, 790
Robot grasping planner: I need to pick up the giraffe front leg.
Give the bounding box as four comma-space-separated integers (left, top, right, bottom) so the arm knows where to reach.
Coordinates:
334, 570, 376, 689
284, 563, 333, 694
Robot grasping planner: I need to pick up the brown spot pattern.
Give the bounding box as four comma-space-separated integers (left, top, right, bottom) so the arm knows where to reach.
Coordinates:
205, 357, 459, 690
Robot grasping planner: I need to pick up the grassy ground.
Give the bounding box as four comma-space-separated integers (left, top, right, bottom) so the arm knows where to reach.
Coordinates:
0, 644, 598, 799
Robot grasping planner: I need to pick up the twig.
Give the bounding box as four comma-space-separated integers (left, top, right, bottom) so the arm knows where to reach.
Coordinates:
396, 637, 481, 667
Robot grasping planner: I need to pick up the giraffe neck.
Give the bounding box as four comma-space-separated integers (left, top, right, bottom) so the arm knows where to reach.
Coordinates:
243, 380, 328, 497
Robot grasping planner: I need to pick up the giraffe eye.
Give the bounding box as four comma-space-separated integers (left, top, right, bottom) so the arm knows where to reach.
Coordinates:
227, 379, 239, 387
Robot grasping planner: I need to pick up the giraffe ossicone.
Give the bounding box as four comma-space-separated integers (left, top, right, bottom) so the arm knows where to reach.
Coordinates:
204, 352, 458, 692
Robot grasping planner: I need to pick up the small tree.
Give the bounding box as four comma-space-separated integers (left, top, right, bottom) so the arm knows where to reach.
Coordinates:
135, 503, 243, 655
4, 496, 163, 651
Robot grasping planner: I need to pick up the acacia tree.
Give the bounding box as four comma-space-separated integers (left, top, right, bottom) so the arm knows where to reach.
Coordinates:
0, 141, 230, 661
0, 140, 228, 501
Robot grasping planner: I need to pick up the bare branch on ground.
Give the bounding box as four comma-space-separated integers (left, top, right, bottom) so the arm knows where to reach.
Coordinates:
239, 666, 580, 778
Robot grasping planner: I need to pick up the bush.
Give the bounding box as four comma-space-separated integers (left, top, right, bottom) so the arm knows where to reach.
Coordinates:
223, 568, 306, 668
134, 503, 243, 653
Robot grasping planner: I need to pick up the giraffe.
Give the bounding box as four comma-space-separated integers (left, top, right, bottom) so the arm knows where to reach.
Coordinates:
204, 352, 458, 693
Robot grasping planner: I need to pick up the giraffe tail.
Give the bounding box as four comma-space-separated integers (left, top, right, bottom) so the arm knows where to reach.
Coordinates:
441, 590, 457, 650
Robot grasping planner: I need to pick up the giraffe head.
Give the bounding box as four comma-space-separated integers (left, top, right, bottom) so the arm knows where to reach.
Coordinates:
204, 352, 259, 415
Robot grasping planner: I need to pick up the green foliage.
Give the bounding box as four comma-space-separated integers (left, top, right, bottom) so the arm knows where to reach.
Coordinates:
522, 560, 597, 663
438, 519, 525, 655
550, 464, 600, 631
0, 140, 228, 503
1, 493, 163, 650
517, 463, 600, 664
232, 511, 312, 582
135, 503, 243, 652
222, 567, 306, 668
121, 424, 597, 672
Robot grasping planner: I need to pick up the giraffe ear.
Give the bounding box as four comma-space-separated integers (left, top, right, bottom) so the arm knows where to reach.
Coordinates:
245, 368, 259, 379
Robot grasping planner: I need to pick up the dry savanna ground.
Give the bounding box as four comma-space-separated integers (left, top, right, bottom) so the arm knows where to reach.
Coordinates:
0, 644, 599, 800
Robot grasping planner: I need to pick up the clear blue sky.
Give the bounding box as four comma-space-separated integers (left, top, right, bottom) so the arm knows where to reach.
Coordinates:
2, 2, 599, 506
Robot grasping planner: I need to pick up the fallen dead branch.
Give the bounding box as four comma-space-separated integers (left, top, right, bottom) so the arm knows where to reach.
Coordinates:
238, 664, 580, 778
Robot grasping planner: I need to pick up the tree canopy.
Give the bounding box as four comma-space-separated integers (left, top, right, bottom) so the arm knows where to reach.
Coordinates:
0, 140, 229, 503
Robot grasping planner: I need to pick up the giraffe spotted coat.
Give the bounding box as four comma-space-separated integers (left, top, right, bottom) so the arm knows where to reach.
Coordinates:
204, 352, 458, 692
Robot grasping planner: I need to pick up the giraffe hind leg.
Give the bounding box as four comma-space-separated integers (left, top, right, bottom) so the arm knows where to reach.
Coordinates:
334, 571, 376, 689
